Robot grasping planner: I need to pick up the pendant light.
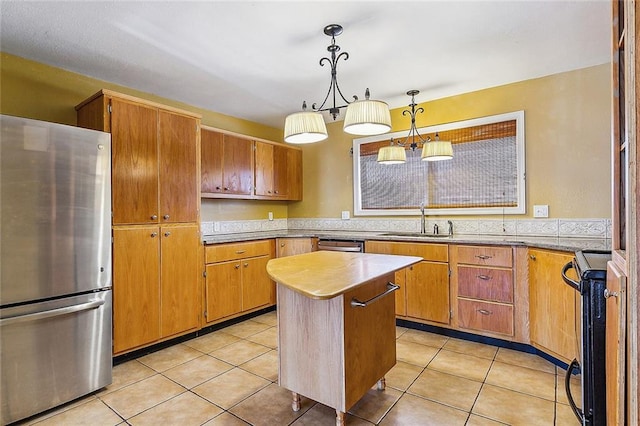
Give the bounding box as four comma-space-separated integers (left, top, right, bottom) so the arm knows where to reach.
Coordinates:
377, 90, 453, 164
284, 24, 391, 143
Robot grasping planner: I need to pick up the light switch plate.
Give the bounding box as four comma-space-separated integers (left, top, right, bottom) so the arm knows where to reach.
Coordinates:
533, 205, 549, 218
268, 211, 273, 221
341, 211, 350, 220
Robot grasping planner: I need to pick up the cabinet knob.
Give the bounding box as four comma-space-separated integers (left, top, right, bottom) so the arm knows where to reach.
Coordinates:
244, 262, 249, 267
151, 232, 158, 238
280, 243, 285, 247
267, 190, 272, 194
216, 186, 221, 190
274, 190, 279, 194
224, 187, 229, 191
163, 214, 170, 220
529, 254, 536, 260
151, 215, 158, 220
604, 288, 619, 299
234, 264, 240, 269
164, 231, 171, 237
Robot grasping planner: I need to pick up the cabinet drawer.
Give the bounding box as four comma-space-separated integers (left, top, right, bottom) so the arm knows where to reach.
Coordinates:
457, 299, 513, 336
457, 266, 513, 303
365, 241, 448, 262
456, 245, 512, 267
205, 240, 273, 263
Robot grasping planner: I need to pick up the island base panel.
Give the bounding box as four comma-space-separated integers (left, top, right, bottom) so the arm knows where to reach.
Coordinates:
277, 274, 397, 414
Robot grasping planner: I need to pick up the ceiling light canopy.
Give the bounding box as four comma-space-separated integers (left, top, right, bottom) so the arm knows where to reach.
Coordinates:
377, 90, 453, 164
284, 24, 391, 144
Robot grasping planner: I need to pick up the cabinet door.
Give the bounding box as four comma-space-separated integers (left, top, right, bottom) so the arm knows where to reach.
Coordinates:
254, 141, 274, 196
158, 111, 198, 223
529, 249, 577, 362
160, 224, 201, 337
223, 134, 253, 195
201, 128, 224, 193
606, 260, 626, 426
272, 144, 289, 197
394, 269, 407, 317
406, 261, 450, 324
276, 237, 316, 257
110, 98, 159, 225
242, 256, 272, 311
286, 148, 303, 201
112, 226, 161, 353
205, 260, 242, 322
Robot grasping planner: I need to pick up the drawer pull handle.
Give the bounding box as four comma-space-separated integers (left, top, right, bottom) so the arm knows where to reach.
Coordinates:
351, 282, 399, 308
235, 250, 246, 254
477, 274, 491, 281
477, 309, 492, 315
476, 255, 492, 260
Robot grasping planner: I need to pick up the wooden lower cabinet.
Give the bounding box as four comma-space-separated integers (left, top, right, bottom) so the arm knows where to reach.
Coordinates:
452, 245, 516, 339
406, 261, 450, 324
276, 237, 318, 257
528, 248, 578, 363
365, 240, 450, 324
112, 224, 201, 354
606, 258, 626, 426
204, 240, 275, 323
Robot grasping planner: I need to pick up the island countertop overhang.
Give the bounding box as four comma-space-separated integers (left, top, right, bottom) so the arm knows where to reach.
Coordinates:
266, 251, 422, 299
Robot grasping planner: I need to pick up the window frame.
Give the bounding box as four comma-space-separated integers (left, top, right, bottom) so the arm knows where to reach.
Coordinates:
352, 110, 526, 216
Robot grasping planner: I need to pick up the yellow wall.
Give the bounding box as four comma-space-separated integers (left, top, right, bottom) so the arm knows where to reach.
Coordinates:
1, 52, 611, 221
289, 64, 612, 219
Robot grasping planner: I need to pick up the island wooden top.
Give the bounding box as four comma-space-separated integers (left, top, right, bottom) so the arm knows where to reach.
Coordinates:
266, 251, 421, 299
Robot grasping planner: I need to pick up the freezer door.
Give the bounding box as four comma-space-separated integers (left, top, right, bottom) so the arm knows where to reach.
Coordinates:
0, 115, 112, 305
0, 290, 112, 424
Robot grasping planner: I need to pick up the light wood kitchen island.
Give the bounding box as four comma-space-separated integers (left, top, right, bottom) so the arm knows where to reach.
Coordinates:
266, 251, 421, 425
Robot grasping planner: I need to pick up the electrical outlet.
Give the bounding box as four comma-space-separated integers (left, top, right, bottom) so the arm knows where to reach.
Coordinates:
533, 205, 549, 218
268, 211, 273, 221
341, 211, 350, 220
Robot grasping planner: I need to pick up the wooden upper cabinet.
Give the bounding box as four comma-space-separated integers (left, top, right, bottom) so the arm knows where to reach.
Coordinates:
286, 148, 303, 201
76, 90, 201, 225
255, 141, 290, 198
158, 111, 198, 223
201, 128, 253, 196
110, 98, 159, 225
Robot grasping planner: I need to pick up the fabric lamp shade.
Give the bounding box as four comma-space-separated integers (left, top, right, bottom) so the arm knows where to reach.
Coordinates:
421, 140, 454, 161
343, 99, 392, 136
377, 145, 406, 164
284, 111, 328, 144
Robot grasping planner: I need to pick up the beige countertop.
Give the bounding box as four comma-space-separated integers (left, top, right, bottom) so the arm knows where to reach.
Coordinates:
202, 229, 610, 252
266, 251, 421, 299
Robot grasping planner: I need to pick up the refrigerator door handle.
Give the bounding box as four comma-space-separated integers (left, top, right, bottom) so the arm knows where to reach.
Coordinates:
0, 299, 105, 326
565, 358, 585, 423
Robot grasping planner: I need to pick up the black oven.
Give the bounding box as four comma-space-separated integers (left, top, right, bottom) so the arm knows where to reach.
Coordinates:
561, 250, 611, 426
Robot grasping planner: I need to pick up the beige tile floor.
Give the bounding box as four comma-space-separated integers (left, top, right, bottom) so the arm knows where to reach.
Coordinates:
19, 311, 582, 425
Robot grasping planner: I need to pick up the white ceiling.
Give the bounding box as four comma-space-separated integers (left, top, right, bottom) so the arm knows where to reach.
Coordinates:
1, 1, 610, 130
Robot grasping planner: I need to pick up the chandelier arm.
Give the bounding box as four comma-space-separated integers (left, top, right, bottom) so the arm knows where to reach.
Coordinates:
311, 51, 351, 117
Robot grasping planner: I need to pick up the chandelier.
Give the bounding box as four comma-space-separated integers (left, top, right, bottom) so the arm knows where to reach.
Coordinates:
377, 90, 453, 164
284, 24, 392, 144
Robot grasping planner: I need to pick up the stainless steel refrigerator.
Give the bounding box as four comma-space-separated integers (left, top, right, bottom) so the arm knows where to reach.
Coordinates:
0, 114, 113, 425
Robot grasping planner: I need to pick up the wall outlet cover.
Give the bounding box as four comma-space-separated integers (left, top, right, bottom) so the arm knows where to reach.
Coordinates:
533, 205, 549, 218
268, 212, 274, 221
341, 211, 350, 220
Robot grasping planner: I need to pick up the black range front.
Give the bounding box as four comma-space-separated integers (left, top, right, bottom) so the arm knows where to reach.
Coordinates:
561, 250, 611, 426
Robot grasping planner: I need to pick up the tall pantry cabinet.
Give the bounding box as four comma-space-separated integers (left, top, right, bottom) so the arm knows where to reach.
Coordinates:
76, 90, 202, 355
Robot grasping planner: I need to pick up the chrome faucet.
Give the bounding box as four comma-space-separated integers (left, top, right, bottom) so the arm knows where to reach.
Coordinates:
420, 203, 426, 234
433, 224, 439, 235
447, 220, 454, 236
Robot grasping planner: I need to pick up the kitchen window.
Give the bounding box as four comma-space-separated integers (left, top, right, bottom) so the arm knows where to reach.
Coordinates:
352, 111, 525, 216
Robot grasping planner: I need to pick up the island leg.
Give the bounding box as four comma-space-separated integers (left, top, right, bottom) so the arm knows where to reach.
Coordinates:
291, 392, 301, 411
336, 410, 345, 426
377, 377, 386, 391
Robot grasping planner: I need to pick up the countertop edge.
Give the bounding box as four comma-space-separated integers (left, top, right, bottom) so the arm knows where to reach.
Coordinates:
202, 229, 610, 252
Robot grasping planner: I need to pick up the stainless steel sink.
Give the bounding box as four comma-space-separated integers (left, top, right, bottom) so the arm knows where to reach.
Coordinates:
379, 232, 451, 238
